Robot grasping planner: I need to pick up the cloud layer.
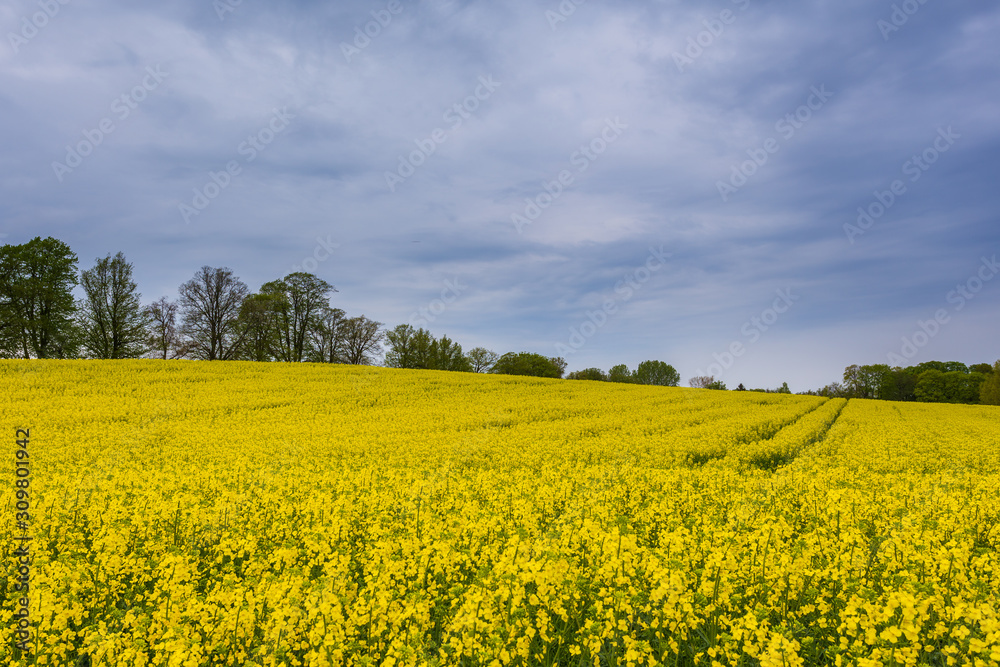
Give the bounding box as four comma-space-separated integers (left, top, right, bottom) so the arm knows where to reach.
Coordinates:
3, 0, 999, 389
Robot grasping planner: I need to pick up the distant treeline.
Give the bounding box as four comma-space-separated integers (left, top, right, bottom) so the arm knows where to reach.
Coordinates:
2, 237, 998, 405
802, 362, 1000, 406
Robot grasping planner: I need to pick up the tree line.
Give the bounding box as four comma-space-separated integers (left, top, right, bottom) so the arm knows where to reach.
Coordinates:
1, 237, 681, 382
2, 237, 997, 405
0, 238, 384, 365
802, 361, 1000, 406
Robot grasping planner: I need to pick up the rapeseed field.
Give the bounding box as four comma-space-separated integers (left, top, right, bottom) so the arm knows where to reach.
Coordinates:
2, 360, 998, 666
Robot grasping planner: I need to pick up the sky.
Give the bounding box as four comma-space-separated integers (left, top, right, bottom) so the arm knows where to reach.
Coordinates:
2, 0, 999, 391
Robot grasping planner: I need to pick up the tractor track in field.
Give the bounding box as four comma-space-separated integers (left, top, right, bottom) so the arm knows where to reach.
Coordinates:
732, 397, 849, 471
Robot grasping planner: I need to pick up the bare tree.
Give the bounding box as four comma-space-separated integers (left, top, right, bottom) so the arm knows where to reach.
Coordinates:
178, 266, 249, 360
466, 347, 498, 373
77, 252, 148, 359
688, 375, 714, 389
144, 296, 185, 359
339, 316, 384, 365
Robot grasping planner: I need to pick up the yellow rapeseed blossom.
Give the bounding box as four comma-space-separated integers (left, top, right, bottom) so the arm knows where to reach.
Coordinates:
1, 360, 998, 666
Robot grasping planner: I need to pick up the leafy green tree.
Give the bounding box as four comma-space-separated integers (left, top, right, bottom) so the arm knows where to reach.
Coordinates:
706, 379, 727, 390
633, 360, 680, 386
466, 347, 499, 373
384, 324, 418, 368
490, 352, 564, 378
980, 361, 1000, 405
0, 237, 79, 358
970, 363, 993, 375
878, 367, 917, 402
178, 266, 250, 361
914, 370, 947, 402
385, 325, 446, 369
77, 252, 148, 359
567, 368, 607, 381
308, 306, 347, 363
237, 292, 285, 362
431, 335, 472, 372
965, 372, 987, 404
913, 360, 968, 375
608, 364, 633, 383
843, 364, 891, 399
260, 273, 336, 363
915, 369, 985, 404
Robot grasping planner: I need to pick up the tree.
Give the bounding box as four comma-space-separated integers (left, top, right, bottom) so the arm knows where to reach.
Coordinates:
339, 316, 384, 365
688, 376, 714, 389
466, 347, 499, 373
260, 273, 336, 363
843, 364, 891, 399
77, 252, 148, 359
490, 352, 564, 378
970, 363, 993, 375
914, 370, 947, 403
914, 369, 985, 404
706, 379, 727, 390
633, 360, 680, 387
384, 324, 416, 369
816, 382, 847, 398
878, 367, 917, 402
236, 292, 285, 362
567, 368, 607, 381
144, 297, 185, 359
913, 360, 968, 375
0, 237, 79, 358
384, 325, 444, 369
980, 361, 1000, 405
608, 364, 633, 383
308, 306, 347, 363
965, 372, 987, 404
431, 335, 472, 372
178, 266, 249, 360
735, 383, 746, 391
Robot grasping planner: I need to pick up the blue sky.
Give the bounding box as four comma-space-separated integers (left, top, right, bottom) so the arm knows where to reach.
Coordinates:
2, 0, 998, 390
